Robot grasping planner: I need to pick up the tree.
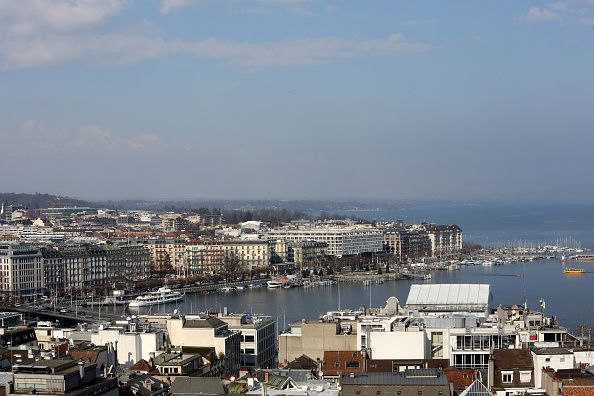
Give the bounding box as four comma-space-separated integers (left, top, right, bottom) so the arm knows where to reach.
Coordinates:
301, 269, 310, 278
223, 251, 241, 275
385, 263, 390, 273
377, 266, 383, 275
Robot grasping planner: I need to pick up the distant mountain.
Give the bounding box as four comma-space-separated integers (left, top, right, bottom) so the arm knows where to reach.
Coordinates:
0, 193, 91, 209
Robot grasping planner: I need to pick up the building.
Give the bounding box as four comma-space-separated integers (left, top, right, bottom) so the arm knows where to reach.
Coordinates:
278, 320, 358, 364
144, 239, 188, 273
8, 360, 118, 396
400, 229, 432, 261
405, 284, 492, 317
86, 320, 166, 368
40, 247, 65, 295
0, 312, 22, 328
424, 224, 463, 257
59, 243, 151, 292
340, 369, 452, 396
166, 315, 241, 376
489, 349, 536, 396
267, 226, 383, 257
542, 367, 594, 396
532, 348, 575, 388
186, 242, 225, 274
287, 241, 328, 269
218, 314, 277, 369
0, 243, 43, 302
186, 240, 269, 274
322, 350, 367, 377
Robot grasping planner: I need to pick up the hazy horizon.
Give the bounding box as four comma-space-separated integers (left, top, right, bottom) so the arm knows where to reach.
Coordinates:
1, 1, 593, 202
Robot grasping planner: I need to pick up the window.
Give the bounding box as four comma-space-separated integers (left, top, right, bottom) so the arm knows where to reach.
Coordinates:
245, 335, 255, 342
545, 358, 551, 362
346, 361, 360, 368
377, 391, 381, 395
502, 372, 513, 383
520, 371, 531, 383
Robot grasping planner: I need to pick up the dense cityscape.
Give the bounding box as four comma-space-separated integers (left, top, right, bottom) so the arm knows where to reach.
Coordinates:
1, 199, 593, 396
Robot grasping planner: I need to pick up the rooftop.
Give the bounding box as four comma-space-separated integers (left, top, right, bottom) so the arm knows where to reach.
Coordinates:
406, 284, 491, 308
341, 369, 449, 386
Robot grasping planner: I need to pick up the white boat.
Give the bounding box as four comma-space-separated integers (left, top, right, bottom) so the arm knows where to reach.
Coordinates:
128, 287, 184, 308
267, 280, 282, 289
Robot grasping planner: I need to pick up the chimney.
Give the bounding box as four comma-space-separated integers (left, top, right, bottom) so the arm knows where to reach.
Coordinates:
488, 356, 494, 389
78, 362, 85, 379
264, 371, 269, 383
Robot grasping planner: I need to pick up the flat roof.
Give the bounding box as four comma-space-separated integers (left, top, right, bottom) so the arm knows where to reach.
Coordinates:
406, 284, 490, 308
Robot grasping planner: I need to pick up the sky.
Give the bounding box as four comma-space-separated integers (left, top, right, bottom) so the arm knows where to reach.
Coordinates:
1, 0, 594, 202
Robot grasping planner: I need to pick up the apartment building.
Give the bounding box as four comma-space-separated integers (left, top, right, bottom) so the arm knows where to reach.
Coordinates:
0, 243, 44, 302
40, 247, 65, 294
424, 224, 463, 257
186, 240, 270, 273
60, 243, 151, 291
144, 238, 188, 272
287, 241, 328, 268
166, 315, 241, 376
267, 226, 383, 257
218, 313, 277, 369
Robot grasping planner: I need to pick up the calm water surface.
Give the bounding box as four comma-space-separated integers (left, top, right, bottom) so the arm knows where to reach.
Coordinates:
126, 259, 593, 333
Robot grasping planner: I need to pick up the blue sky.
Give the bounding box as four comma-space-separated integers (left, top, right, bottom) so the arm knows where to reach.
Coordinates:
1, 0, 593, 202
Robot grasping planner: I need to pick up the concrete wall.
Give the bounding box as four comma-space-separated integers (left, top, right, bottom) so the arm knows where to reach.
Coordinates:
90, 330, 163, 367
532, 352, 573, 387
278, 322, 357, 363
369, 331, 426, 360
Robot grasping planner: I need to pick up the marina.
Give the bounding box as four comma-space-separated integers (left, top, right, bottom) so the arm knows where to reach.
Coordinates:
71, 255, 593, 332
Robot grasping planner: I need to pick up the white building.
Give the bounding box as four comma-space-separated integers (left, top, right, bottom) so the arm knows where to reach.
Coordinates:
75, 321, 165, 368
218, 313, 277, 369
405, 284, 492, 317
166, 315, 241, 375
266, 226, 383, 257
0, 243, 44, 302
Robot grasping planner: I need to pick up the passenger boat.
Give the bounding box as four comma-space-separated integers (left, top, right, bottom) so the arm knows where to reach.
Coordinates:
267, 280, 283, 288
563, 268, 586, 275
128, 287, 184, 307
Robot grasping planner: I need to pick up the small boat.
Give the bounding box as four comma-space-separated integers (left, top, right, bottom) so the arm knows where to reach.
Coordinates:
128, 287, 184, 308
267, 280, 282, 288
563, 268, 586, 274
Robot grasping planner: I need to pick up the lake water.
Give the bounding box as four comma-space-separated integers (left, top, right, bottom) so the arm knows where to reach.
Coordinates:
138, 258, 587, 333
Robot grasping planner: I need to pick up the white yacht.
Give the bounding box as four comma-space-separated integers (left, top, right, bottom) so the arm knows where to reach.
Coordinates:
128, 287, 184, 308
267, 280, 283, 289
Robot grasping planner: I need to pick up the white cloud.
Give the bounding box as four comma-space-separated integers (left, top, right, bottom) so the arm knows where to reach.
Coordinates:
0, 0, 125, 36
402, 18, 438, 27
0, 0, 432, 69
160, 0, 200, 14
526, 6, 561, 22
0, 31, 432, 69
3, 120, 161, 153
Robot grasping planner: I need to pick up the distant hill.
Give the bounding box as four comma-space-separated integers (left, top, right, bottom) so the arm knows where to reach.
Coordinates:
0, 193, 91, 209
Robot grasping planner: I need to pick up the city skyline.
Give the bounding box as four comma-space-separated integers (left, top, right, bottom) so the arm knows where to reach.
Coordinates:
1, 1, 594, 202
